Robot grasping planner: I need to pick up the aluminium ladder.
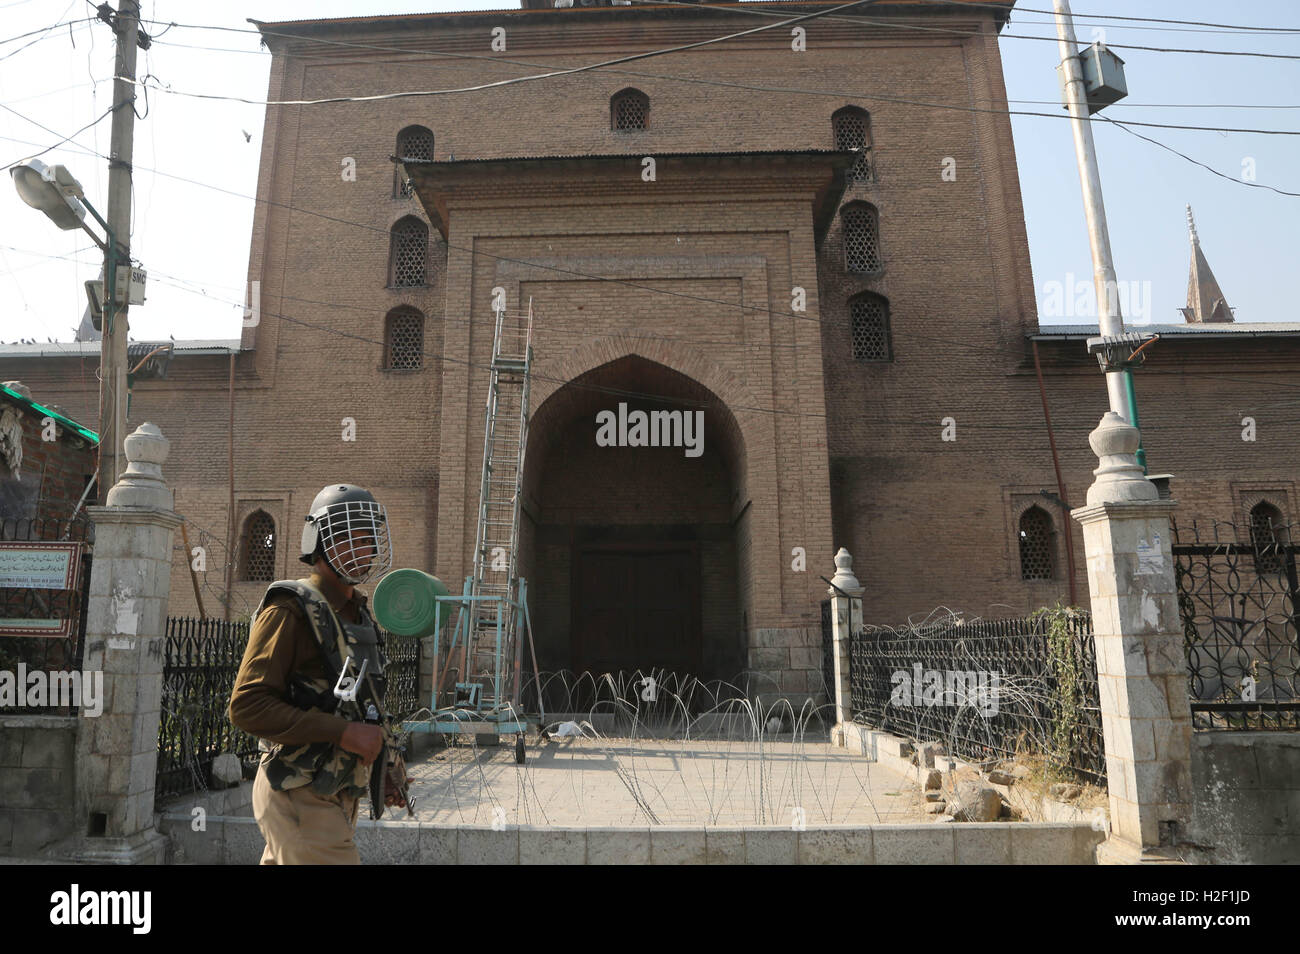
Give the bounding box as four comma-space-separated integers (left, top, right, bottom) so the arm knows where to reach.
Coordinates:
460, 298, 534, 710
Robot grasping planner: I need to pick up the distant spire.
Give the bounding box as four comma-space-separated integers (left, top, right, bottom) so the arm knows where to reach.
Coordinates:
1179, 204, 1233, 323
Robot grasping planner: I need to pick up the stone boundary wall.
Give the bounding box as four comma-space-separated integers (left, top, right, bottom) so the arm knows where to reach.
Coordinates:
1188, 731, 1300, 864
0, 715, 77, 856
157, 780, 254, 821
841, 722, 1105, 826
159, 814, 1101, 865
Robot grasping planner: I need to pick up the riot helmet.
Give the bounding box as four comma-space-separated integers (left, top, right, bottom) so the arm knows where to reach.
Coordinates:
299, 483, 392, 585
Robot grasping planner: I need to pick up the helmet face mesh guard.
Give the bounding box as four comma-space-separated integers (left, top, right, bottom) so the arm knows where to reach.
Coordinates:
302, 485, 392, 585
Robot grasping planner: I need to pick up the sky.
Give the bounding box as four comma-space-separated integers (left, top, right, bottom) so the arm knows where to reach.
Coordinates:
0, 0, 1296, 345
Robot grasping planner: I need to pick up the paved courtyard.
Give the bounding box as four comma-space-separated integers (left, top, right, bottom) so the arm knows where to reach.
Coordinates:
401, 735, 933, 827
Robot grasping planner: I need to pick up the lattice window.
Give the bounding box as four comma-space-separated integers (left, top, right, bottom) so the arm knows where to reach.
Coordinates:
1250, 502, 1285, 574
833, 107, 873, 184
385, 308, 425, 370
850, 293, 891, 361
842, 202, 882, 274
611, 88, 649, 131
241, 511, 276, 582
389, 216, 428, 287
394, 126, 435, 197
1019, 507, 1055, 581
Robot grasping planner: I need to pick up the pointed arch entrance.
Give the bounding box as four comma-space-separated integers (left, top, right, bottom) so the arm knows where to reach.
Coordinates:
519, 355, 748, 680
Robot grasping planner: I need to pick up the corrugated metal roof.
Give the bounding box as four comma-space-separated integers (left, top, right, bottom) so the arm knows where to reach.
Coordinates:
1030, 323, 1300, 338
0, 383, 98, 444
0, 340, 241, 358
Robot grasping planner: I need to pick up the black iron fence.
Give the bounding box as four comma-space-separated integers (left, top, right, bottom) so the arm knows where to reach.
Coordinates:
820, 598, 834, 699
385, 632, 421, 718
157, 616, 261, 803
849, 609, 1105, 784
0, 516, 93, 715
156, 613, 423, 803
1173, 519, 1300, 731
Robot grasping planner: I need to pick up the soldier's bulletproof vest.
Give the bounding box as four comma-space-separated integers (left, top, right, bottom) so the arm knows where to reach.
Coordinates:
254, 579, 389, 797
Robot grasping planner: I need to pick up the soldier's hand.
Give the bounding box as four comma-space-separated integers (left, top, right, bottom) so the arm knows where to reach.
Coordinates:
384, 753, 412, 808
339, 722, 384, 766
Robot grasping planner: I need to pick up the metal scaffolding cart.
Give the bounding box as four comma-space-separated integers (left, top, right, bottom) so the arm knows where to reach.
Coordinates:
402, 298, 544, 762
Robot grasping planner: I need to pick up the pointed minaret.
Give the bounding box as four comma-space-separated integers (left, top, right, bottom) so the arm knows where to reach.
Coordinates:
1179, 205, 1234, 323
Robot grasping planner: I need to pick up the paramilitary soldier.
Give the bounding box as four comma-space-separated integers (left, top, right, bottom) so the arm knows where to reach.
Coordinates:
230, 483, 413, 865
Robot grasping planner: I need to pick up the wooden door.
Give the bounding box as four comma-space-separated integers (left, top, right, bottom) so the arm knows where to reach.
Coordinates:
572, 545, 699, 675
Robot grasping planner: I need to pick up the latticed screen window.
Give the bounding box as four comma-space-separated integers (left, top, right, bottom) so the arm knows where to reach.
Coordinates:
390, 217, 428, 287
242, 511, 276, 582
1250, 503, 1284, 573
1019, 507, 1054, 580
611, 89, 649, 131
850, 294, 890, 361
386, 308, 425, 370
833, 108, 873, 184
395, 126, 435, 198
843, 202, 882, 274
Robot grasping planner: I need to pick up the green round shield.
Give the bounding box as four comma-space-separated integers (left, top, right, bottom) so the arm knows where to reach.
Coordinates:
372, 568, 451, 638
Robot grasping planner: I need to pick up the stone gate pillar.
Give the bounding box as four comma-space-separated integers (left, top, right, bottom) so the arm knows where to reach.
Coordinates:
1072, 412, 1194, 864
827, 548, 863, 739
72, 422, 180, 863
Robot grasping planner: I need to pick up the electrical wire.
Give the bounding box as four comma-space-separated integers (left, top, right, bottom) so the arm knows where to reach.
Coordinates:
119, 27, 1300, 139
628, 0, 1300, 53
126, 268, 1300, 434
0, 102, 116, 167
4, 124, 1297, 408
0, 16, 96, 47
916, 1, 1300, 34
1099, 115, 1300, 199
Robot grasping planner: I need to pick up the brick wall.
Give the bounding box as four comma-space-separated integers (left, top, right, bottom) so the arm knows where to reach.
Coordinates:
0, 393, 96, 524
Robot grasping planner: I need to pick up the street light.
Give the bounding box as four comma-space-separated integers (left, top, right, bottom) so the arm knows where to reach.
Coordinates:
10, 160, 89, 231
9, 160, 124, 333
9, 157, 137, 500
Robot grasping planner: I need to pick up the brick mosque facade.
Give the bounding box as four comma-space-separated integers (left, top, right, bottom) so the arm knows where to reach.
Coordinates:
3, 0, 1297, 697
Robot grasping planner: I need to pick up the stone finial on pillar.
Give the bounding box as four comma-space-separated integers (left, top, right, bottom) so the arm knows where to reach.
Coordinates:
105, 422, 173, 510
1086, 412, 1157, 506
827, 548, 862, 741
828, 547, 864, 598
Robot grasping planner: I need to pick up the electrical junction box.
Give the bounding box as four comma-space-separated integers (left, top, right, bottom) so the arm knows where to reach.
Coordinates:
114, 265, 147, 306
1057, 42, 1128, 114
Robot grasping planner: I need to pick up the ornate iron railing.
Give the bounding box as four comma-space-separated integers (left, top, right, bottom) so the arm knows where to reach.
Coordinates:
820, 598, 834, 699
849, 610, 1104, 784
384, 631, 421, 719
0, 516, 93, 715
156, 614, 423, 803
157, 616, 260, 803
1172, 519, 1300, 731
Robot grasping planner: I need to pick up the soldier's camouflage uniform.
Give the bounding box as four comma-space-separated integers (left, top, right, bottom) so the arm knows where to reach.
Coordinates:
229, 572, 376, 864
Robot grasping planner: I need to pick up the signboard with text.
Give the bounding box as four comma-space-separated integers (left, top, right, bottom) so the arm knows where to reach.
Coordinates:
0, 542, 83, 637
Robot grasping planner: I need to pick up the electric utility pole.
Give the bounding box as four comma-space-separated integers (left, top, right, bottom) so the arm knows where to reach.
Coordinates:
1052, 0, 1130, 422
99, 0, 141, 499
